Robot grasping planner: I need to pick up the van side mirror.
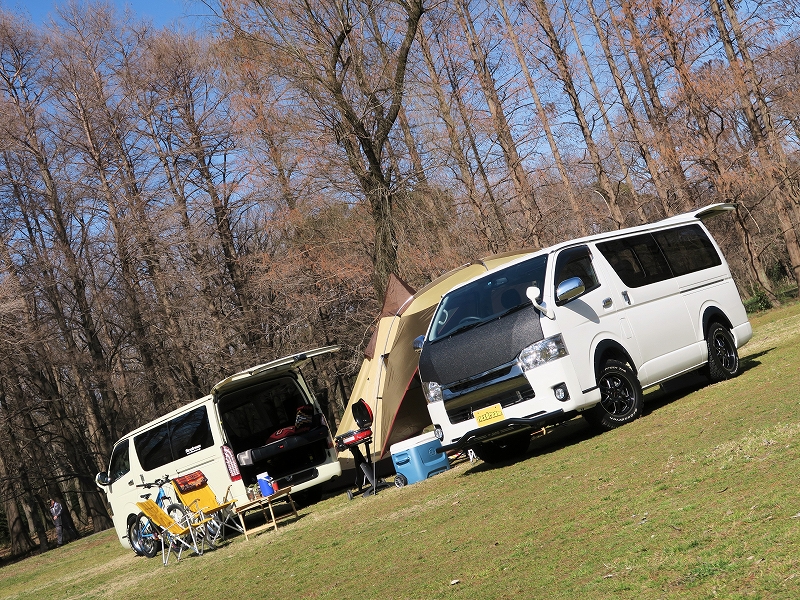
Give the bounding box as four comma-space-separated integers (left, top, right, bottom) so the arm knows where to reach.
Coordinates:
413, 335, 425, 352
555, 277, 585, 304
95, 472, 110, 487
526, 286, 554, 320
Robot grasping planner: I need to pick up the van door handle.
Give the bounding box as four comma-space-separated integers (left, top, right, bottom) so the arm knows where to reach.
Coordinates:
621, 291, 631, 305
602, 297, 613, 308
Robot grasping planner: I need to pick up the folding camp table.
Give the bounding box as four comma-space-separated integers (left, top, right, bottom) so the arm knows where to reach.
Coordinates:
233, 487, 298, 540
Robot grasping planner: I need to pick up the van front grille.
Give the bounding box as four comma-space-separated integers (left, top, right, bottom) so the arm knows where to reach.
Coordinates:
445, 379, 535, 424
448, 365, 515, 394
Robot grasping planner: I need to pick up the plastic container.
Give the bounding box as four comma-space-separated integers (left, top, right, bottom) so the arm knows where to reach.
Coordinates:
390, 432, 450, 487
257, 472, 275, 497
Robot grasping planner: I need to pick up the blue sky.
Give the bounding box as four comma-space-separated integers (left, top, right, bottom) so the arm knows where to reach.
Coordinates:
5, 0, 209, 27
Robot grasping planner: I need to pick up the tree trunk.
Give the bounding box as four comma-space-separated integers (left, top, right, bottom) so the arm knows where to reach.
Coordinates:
528, 0, 625, 228
0, 450, 35, 556
456, 0, 542, 246
418, 31, 500, 250
497, 0, 590, 235
561, 0, 643, 224
587, 0, 672, 217
711, 0, 800, 295
651, 0, 775, 299
424, 31, 509, 250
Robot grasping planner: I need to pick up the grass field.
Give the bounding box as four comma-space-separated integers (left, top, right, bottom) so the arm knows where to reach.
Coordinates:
2, 302, 800, 599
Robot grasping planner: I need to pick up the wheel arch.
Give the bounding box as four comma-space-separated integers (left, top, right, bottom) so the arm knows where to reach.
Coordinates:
593, 339, 638, 380
701, 305, 733, 339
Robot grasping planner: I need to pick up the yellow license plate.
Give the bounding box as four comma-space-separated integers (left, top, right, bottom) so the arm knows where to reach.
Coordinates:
473, 403, 504, 427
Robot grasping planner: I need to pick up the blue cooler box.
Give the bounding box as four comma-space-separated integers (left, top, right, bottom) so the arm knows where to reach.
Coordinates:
390, 432, 450, 487
257, 472, 275, 497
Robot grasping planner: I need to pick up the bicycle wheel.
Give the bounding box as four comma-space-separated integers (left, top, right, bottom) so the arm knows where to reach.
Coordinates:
165, 503, 188, 525
132, 513, 159, 558
127, 517, 145, 556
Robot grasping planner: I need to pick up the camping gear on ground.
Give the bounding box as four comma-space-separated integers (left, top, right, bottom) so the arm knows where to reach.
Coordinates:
335, 398, 391, 500
233, 486, 298, 540
172, 470, 242, 544
390, 431, 450, 487
135, 499, 213, 566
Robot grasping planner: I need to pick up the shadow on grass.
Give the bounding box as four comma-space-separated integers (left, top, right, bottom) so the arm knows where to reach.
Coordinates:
642, 347, 771, 415
457, 418, 596, 475
457, 351, 774, 475
739, 347, 773, 368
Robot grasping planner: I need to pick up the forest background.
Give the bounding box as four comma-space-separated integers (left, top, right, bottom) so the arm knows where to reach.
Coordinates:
0, 0, 799, 559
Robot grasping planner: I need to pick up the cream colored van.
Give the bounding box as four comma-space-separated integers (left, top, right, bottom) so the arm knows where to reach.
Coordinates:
415, 204, 752, 463
96, 347, 342, 549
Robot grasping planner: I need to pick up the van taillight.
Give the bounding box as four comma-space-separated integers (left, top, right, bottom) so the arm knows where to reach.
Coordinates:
221, 445, 242, 482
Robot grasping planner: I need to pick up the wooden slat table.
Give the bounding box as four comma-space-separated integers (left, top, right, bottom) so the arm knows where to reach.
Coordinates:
234, 487, 298, 540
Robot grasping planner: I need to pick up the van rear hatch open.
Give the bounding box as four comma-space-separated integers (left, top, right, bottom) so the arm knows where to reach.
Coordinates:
212, 346, 339, 485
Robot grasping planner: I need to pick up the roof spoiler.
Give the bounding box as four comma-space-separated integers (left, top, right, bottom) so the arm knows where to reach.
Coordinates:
693, 202, 736, 221
657, 203, 736, 227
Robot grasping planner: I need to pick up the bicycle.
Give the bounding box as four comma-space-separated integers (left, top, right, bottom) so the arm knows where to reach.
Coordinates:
128, 476, 188, 558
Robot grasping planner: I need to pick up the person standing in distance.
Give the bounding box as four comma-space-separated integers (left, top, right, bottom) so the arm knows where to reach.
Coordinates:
49, 498, 63, 547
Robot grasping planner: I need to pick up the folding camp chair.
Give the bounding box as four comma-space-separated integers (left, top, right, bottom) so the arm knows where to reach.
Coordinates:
135, 499, 213, 566
172, 471, 242, 544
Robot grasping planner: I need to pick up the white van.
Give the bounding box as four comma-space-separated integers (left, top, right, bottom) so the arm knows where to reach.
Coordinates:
95, 346, 342, 549
414, 204, 752, 463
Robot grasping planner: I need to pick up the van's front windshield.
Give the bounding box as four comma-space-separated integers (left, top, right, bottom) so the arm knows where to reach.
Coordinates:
429, 254, 548, 342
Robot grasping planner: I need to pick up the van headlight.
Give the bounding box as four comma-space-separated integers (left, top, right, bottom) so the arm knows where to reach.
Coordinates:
423, 381, 443, 403
518, 335, 568, 370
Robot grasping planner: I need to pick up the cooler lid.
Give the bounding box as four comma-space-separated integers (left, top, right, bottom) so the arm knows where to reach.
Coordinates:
390, 431, 438, 455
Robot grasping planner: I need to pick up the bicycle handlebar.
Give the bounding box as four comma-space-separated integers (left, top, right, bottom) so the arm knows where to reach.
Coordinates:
135, 475, 171, 489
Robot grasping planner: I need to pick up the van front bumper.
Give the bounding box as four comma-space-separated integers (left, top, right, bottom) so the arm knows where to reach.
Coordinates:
437, 409, 566, 453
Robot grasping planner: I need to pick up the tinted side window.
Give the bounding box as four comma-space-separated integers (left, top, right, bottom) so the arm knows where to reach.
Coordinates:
652, 225, 721, 276
108, 439, 130, 484
554, 246, 599, 303
597, 234, 671, 288
134, 406, 214, 472
134, 423, 171, 472
170, 407, 215, 458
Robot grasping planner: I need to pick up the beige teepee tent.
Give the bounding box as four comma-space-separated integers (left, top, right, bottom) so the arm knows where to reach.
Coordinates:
335, 250, 534, 460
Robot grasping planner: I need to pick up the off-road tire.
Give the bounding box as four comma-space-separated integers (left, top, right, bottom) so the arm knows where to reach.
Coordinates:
706, 322, 740, 382
584, 359, 643, 431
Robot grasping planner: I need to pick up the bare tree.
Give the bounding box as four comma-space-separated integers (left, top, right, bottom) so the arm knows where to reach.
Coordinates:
710, 0, 800, 295
586, 0, 673, 216
220, 0, 425, 300
496, 0, 590, 235
527, 0, 626, 228
649, 0, 776, 298
454, 0, 543, 245
418, 30, 504, 251
560, 0, 643, 224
